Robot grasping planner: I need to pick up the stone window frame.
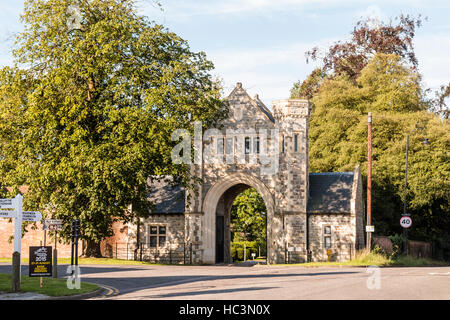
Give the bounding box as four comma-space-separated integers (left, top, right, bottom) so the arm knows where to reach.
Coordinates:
147, 224, 168, 249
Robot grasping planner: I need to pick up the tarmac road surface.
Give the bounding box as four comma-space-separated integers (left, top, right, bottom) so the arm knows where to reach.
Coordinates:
0, 263, 448, 300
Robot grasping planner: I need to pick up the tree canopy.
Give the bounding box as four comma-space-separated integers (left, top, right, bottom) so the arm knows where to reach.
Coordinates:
230, 188, 267, 244
295, 50, 449, 257
0, 0, 228, 256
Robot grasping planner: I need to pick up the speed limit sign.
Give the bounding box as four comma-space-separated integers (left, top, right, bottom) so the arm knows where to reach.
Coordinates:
400, 216, 412, 228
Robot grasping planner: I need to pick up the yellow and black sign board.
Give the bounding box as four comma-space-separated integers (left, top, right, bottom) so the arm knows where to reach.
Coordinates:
29, 246, 52, 277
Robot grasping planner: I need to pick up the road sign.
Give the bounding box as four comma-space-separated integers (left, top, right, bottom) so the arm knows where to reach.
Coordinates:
366, 225, 375, 232
44, 219, 62, 231
0, 210, 16, 219
0, 198, 14, 209
22, 211, 42, 222
400, 216, 412, 228
29, 246, 52, 277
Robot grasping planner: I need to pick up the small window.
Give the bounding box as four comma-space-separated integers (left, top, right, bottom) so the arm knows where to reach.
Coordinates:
148, 225, 167, 248
324, 236, 331, 249
217, 137, 224, 154
225, 138, 233, 155
294, 134, 298, 152
323, 225, 332, 249
281, 135, 285, 153
150, 226, 158, 234
253, 137, 260, 154
245, 137, 251, 154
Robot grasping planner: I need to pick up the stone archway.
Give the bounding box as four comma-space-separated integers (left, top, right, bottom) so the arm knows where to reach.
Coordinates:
202, 172, 275, 264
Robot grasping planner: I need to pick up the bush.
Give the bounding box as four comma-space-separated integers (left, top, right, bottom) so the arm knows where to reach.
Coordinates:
389, 234, 404, 259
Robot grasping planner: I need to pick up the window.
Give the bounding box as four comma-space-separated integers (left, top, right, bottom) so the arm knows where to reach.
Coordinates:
245, 137, 251, 154
253, 137, 260, 154
148, 225, 167, 248
324, 236, 331, 249
324, 226, 331, 249
281, 135, 285, 153
225, 138, 233, 155
217, 137, 224, 154
294, 134, 298, 152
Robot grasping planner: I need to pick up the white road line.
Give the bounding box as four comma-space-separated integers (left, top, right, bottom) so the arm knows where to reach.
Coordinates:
429, 272, 450, 275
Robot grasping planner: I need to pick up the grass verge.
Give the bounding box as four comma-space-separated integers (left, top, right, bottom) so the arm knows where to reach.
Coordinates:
0, 257, 187, 266
272, 251, 449, 267
0, 273, 99, 297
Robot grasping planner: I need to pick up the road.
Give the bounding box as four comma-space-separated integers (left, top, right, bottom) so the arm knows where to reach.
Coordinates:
0, 263, 449, 299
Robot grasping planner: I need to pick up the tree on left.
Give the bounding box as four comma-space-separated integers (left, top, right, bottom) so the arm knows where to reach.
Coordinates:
0, 0, 228, 257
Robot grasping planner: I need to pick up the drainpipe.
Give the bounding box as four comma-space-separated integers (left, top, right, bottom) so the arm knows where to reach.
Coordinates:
306, 211, 310, 262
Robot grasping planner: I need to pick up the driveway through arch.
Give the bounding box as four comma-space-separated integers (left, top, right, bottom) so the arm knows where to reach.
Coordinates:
202, 172, 275, 264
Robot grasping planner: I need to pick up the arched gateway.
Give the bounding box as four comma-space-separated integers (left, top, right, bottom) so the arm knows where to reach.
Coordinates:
121, 83, 365, 265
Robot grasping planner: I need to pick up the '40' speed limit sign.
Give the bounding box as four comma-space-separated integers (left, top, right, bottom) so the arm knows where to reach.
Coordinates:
400, 216, 412, 228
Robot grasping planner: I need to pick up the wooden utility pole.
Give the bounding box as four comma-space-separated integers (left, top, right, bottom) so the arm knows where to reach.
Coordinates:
367, 112, 372, 251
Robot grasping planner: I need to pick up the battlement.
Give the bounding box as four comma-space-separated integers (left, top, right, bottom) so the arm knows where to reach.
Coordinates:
272, 99, 310, 119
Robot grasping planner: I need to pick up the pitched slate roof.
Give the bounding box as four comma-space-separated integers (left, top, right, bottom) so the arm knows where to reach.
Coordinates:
147, 177, 185, 214
307, 172, 354, 214
253, 94, 275, 123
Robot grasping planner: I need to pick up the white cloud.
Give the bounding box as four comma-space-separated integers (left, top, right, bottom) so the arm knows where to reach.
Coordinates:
415, 33, 450, 90
207, 38, 338, 107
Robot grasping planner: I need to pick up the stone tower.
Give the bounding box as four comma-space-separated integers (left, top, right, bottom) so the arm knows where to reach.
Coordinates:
273, 99, 311, 262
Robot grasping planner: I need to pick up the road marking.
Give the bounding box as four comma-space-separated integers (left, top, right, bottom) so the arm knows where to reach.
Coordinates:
429, 272, 450, 275
99, 284, 120, 297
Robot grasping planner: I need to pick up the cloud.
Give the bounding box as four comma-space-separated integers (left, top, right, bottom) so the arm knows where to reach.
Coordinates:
207, 39, 338, 106
415, 33, 450, 90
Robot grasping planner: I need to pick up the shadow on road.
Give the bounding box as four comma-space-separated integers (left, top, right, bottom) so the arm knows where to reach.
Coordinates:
0, 264, 359, 298
152, 286, 278, 298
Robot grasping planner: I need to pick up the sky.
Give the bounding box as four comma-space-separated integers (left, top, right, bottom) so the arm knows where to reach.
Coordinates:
1, 0, 450, 107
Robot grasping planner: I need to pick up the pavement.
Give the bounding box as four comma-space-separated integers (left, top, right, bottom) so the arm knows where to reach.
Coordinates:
0, 263, 449, 300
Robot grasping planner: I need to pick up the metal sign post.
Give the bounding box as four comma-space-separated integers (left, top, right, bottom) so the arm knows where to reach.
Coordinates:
44, 219, 62, 278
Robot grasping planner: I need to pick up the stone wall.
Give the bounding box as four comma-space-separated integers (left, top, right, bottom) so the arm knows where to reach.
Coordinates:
136, 214, 186, 264
308, 214, 356, 262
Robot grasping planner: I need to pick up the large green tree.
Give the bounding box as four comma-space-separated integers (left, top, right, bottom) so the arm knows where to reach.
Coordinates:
304, 53, 449, 257
0, 0, 228, 256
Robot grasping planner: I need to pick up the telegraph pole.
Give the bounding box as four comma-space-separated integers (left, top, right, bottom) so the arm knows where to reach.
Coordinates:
367, 112, 373, 251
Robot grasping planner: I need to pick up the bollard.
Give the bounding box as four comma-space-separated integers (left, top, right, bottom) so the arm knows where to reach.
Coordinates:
12, 251, 20, 292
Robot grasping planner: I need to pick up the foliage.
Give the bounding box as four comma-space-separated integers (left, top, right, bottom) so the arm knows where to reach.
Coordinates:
230, 241, 263, 261
308, 53, 449, 247
0, 0, 228, 255
306, 14, 423, 80
389, 234, 405, 259
432, 83, 450, 119
290, 68, 326, 100
230, 188, 266, 244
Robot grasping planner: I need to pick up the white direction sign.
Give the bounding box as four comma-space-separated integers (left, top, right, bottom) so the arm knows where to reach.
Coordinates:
22, 211, 42, 222
44, 219, 62, 230
400, 216, 412, 228
0, 198, 14, 209
0, 210, 16, 219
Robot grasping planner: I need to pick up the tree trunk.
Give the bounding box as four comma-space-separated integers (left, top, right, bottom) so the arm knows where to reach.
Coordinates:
82, 239, 103, 258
